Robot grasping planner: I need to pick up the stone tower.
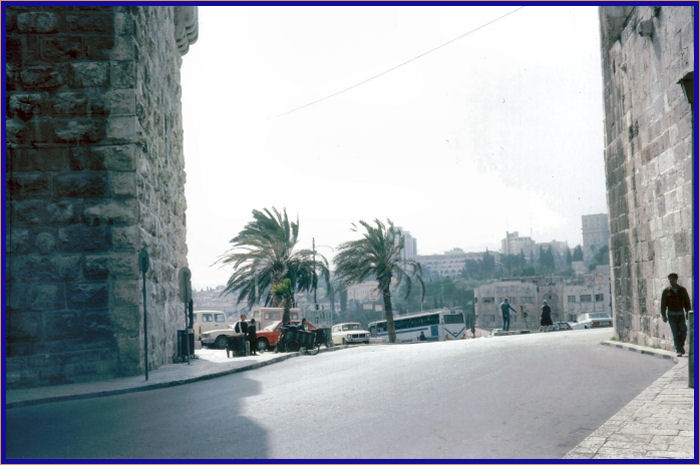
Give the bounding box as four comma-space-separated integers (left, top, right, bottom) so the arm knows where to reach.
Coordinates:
599, 6, 694, 349
5, 5, 198, 386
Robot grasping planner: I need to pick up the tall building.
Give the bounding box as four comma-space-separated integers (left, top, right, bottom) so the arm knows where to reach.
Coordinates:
501, 231, 537, 257
396, 227, 417, 261
581, 214, 610, 263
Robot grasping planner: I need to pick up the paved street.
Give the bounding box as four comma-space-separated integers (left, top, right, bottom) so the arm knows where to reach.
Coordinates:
5, 329, 678, 459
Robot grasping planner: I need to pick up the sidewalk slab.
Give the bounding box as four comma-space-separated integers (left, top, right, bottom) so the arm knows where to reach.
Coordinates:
5, 346, 346, 409
564, 343, 695, 460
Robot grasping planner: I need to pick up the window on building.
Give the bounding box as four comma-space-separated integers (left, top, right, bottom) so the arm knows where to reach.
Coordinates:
482, 297, 495, 303
521, 297, 534, 304
580, 295, 592, 303
569, 314, 577, 322
567, 296, 576, 303
595, 294, 604, 302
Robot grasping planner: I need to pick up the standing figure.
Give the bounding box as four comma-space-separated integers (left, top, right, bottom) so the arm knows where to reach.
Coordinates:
234, 314, 248, 335
247, 318, 258, 355
499, 298, 518, 331
660, 273, 692, 356
539, 300, 553, 331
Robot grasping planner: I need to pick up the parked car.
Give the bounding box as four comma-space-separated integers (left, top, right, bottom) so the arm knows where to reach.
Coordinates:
255, 320, 317, 352
331, 322, 370, 345
200, 324, 238, 349
544, 321, 573, 332
193, 310, 228, 340
570, 312, 613, 329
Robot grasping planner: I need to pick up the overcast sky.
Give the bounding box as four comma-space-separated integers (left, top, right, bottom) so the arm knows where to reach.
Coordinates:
181, 5, 607, 290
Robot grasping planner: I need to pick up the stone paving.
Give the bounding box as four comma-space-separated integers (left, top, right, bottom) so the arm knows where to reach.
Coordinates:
564, 342, 695, 460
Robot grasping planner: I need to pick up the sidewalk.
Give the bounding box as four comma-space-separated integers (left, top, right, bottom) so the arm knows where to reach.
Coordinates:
565, 341, 696, 460
5, 346, 344, 409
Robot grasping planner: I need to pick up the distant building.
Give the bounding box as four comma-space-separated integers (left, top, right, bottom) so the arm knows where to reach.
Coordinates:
501, 231, 537, 257
581, 214, 610, 264
475, 266, 611, 330
396, 227, 418, 261
418, 249, 496, 279
474, 281, 538, 330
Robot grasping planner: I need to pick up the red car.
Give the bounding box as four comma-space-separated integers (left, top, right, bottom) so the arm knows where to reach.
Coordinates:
255, 320, 317, 352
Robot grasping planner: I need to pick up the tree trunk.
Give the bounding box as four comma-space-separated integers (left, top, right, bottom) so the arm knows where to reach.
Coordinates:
282, 299, 291, 325
382, 288, 396, 343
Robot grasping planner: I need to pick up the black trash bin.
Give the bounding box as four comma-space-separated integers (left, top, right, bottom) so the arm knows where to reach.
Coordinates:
176, 329, 194, 357
313, 327, 332, 347
225, 334, 249, 357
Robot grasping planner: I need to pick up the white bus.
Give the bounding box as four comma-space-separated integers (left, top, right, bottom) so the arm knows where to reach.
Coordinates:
368, 309, 467, 343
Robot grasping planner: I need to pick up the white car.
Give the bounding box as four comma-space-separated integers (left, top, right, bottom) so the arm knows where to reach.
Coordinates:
331, 322, 370, 345
571, 312, 613, 329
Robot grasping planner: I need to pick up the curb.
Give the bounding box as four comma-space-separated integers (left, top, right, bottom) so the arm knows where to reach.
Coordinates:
6, 345, 348, 409
601, 340, 679, 362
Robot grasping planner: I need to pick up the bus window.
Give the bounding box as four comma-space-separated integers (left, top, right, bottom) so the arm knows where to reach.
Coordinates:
444, 314, 464, 324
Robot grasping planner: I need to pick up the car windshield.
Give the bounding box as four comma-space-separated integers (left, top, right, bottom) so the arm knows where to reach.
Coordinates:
343, 323, 361, 331
262, 321, 281, 331
591, 313, 610, 319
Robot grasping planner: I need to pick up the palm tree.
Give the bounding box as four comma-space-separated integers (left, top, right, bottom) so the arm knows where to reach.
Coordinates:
217, 207, 329, 324
333, 219, 424, 343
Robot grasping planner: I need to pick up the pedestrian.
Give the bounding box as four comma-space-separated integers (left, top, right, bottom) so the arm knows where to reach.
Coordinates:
499, 298, 518, 331
247, 318, 258, 355
301, 317, 308, 331
418, 331, 427, 341
234, 314, 248, 335
540, 300, 553, 331
660, 273, 692, 356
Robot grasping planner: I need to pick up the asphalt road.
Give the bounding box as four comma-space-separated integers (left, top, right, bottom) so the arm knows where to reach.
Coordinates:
4, 328, 674, 459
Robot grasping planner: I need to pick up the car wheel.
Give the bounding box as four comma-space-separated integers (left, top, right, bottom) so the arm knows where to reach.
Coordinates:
215, 335, 228, 350
256, 338, 269, 352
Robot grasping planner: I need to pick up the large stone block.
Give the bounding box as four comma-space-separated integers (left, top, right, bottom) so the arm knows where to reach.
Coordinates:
16, 11, 59, 33
66, 13, 113, 33
42, 311, 81, 341
9, 92, 46, 120
20, 65, 65, 89
57, 224, 111, 252
8, 147, 70, 172
54, 172, 108, 198
7, 173, 50, 199
53, 118, 105, 143
84, 199, 137, 224
41, 36, 85, 62
66, 282, 108, 309
69, 61, 109, 88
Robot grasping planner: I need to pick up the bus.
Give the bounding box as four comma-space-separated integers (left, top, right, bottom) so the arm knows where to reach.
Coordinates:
368, 309, 467, 343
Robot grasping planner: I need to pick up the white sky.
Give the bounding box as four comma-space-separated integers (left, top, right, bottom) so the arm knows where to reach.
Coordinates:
181, 5, 607, 290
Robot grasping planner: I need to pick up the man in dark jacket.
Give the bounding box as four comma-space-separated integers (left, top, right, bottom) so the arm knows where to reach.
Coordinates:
539, 300, 553, 330
660, 273, 692, 356
247, 318, 258, 355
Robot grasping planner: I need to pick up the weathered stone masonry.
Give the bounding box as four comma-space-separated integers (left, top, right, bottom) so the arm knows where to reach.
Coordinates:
599, 6, 694, 350
5, 5, 197, 387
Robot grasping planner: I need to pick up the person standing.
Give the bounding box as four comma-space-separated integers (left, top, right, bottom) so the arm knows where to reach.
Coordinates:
499, 298, 518, 331
234, 314, 248, 335
540, 300, 553, 331
660, 273, 692, 356
247, 318, 258, 355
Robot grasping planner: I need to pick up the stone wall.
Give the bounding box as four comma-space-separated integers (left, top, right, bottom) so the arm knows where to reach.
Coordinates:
599, 6, 694, 349
5, 5, 197, 387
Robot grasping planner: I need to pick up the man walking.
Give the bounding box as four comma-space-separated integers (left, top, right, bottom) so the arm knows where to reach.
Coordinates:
499, 298, 518, 331
539, 300, 553, 331
660, 273, 692, 356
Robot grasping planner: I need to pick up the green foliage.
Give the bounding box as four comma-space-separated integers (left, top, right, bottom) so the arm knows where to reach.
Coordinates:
333, 219, 424, 343
217, 207, 329, 317
573, 245, 584, 261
